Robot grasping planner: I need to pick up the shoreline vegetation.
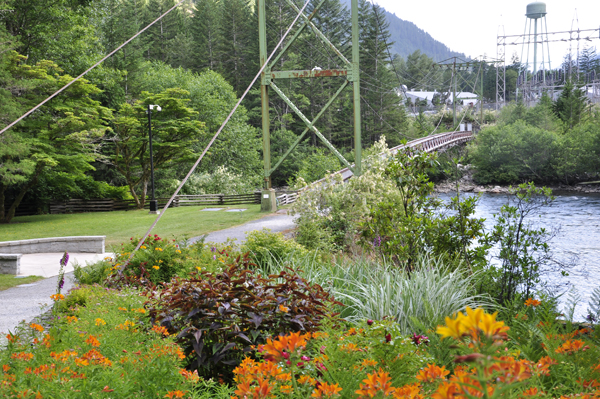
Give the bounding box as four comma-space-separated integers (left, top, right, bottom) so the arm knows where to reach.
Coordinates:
434, 165, 600, 195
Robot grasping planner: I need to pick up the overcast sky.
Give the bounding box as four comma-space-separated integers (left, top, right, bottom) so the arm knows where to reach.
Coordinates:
373, 0, 599, 68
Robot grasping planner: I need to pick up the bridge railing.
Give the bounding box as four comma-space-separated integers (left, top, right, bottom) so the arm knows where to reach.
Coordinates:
282, 130, 474, 206
312, 130, 474, 186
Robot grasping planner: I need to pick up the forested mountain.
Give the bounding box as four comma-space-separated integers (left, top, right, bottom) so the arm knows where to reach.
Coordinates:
340, 0, 466, 61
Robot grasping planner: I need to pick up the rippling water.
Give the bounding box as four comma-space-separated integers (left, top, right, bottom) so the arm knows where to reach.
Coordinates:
439, 192, 600, 320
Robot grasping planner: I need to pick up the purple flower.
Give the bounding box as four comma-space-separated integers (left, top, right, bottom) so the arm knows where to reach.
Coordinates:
60, 251, 69, 267
59, 277, 64, 290
213, 255, 216, 260
373, 236, 382, 248
211, 247, 216, 253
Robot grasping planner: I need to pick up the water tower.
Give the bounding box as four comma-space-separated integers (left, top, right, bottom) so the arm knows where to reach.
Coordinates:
520, 2, 550, 86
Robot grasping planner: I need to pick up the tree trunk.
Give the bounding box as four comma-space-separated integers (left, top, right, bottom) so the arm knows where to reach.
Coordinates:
0, 166, 43, 224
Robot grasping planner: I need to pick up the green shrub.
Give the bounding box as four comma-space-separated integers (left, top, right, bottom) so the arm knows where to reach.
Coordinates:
182, 165, 261, 195
242, 228, 307, 268
288, 148, 342, 185
73, 259, 113, 285
54, 286, 91, 314
108, 235, 229, 287
145, 252, 339, 381
292, 137, 399, 250
469, 120, 559, 184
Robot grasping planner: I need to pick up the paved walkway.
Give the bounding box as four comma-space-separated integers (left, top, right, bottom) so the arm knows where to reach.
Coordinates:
191, 209, 295, 244
0, 209, 297, 335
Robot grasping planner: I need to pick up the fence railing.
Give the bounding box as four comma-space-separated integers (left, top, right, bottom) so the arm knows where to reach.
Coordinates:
276, 192, 298, 206
49, 192, 262, 214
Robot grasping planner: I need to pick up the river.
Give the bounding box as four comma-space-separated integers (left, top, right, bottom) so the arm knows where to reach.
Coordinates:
439, 191, 600, 321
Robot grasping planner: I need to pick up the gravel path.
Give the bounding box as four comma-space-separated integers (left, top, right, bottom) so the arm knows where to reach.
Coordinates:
189, 209, 296, 244
0, 272, 75, 335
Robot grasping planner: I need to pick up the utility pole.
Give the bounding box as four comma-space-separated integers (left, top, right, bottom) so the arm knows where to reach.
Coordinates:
480, 60, 484, 127
453, 58, 457, 128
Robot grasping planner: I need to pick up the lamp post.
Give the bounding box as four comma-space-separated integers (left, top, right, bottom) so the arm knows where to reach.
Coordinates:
147, 104, 161, 215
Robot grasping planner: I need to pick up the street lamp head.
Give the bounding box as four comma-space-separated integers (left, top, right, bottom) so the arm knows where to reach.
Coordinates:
149, 104, 162, 112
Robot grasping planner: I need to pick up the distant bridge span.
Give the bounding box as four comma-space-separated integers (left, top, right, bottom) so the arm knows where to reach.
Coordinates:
276, 130, 474, 205
322, 130, 474, 184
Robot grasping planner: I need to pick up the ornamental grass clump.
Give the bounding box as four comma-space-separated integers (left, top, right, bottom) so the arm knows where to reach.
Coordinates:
331, 254, 491, 334
145, 252, 340, 381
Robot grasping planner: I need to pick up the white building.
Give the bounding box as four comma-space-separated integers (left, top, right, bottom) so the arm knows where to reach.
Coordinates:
402, 90, 480, 108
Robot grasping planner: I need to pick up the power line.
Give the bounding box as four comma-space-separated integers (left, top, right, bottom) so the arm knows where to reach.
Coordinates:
0, 0, 188, 137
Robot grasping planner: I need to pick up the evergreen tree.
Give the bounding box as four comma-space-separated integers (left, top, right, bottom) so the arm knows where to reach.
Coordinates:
190, 0, 223, 72
2, 0, 100, 75
553, 79, 591, 129
143, 0, 185, 64
219, 0, 257, 95
579, 46, 600, 78
359, 0, 407, 146
93, 0, 147, 96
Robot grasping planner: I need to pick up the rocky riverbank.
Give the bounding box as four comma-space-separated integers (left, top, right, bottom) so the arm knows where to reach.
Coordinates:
434, 165, 600, 194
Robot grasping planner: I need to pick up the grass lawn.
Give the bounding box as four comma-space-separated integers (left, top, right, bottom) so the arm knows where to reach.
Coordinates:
0, 205, 265, 246
0, 275, 44, 291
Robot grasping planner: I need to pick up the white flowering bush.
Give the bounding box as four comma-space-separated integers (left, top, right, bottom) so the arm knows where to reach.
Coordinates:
182, 166, 260, 195
291, 137, 401, 250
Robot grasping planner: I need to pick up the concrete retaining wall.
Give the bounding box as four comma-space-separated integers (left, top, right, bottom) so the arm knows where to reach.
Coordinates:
0, 254, 21, 275
0, 236, 106, 255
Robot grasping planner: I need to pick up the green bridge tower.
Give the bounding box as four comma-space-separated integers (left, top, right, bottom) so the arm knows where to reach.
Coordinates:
258, 0, 363, 211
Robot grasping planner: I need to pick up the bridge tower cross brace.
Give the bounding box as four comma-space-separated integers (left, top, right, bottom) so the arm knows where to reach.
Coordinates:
258, 0, 362, 211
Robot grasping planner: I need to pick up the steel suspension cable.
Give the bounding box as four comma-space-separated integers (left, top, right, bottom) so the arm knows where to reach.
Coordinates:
0, 0, 187, 137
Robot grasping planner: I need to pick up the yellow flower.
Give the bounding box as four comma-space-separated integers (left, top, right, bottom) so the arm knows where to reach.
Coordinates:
155, 247, 163, 252
478, 311, 509, 337
196, 267, 202, 272
158, 260, 163, 263
175, 249, 181, 254
95, 318, 106, 326
436, 315, 466, 339
462, 306, 484, 330
153, 265, 160, 270
141, 246, 147, 249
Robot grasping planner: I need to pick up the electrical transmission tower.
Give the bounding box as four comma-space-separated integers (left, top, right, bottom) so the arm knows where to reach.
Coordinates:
257, 0, 362, 211
496, 8, 600, 107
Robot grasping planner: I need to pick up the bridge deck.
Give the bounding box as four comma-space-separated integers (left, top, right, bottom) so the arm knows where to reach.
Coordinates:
315, 130, 474, 184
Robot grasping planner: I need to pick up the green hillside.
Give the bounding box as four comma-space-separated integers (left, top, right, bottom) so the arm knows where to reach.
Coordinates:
341, 0, 466, 61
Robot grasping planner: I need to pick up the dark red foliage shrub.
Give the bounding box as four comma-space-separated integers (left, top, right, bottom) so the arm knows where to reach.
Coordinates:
145, 253, 340, 380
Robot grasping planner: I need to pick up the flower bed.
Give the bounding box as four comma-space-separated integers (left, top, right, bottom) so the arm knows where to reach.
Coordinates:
0, 286, 197, 398
3, 233, 600, 398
